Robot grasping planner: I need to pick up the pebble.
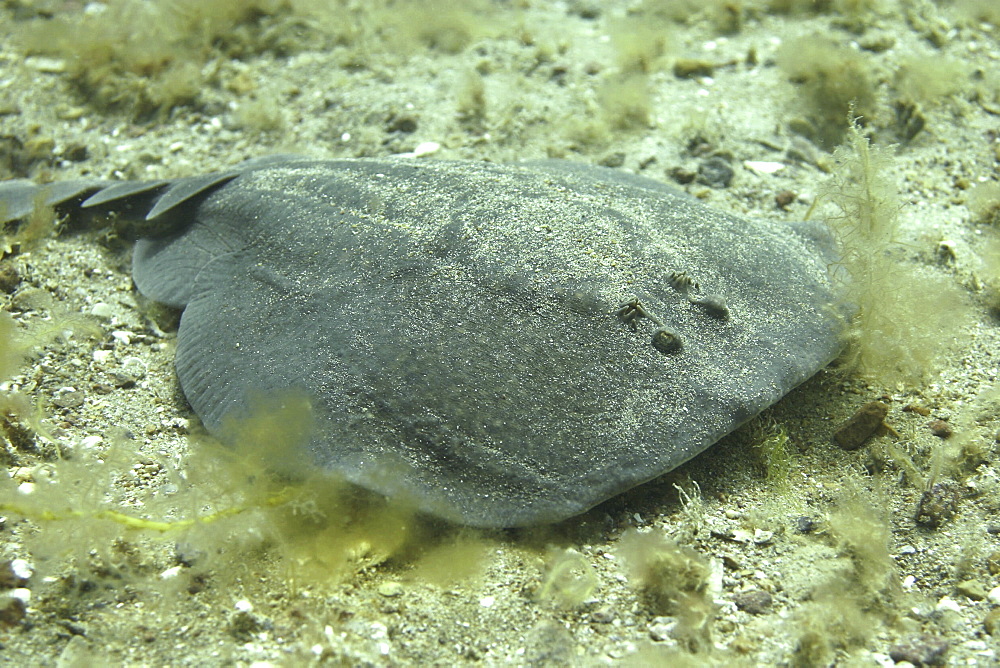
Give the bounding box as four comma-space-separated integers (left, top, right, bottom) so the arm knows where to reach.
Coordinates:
795, 516, 818, 533
833, 401, 889, 450
987, 586, 1000, 605
888, 635, 948, 666
956, 579, 987, 601
377, 582, 404, 598
52, 388, 84, 409
775, 190, 797, 210
734, 589, 773, 615
648, 619, 676, 642
25, 56, 66, 73
0, 264, 20, 294
0, 589, 29, 627
927, 419, 952, 438
90, 302, 115, 319
936, 597, 962, 613
985, 609, 1000, 635
110, 356, 148, 387
696, 156, 734, 188
988, 551, 1000, 575
743, 160, 785, 175
0, 559, 30, 588
590, 607, 615, 624
672, 58, 715, 79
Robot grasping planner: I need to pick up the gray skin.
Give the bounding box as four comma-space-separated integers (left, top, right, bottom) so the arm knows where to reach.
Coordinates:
0, 158, 844, 527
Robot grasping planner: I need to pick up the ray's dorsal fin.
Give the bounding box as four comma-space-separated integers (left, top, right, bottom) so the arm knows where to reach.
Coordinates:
0, 179, 109, 224
145, 172, 240, 221
2, 170, 244, 231
80, 180, 171, 208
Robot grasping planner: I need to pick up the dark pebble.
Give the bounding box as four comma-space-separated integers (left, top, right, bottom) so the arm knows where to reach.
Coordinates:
0, 264, 20, 294
927, 419, 952, 438
987, 551, 1000, 575
0, 595, 26, 628
673, 58, 715, 79
697, 156, 734, 188
668, 167, 696, 185
0, 560, 29, 589
888, 635, 948, 666
599, 152, 625, 168
985, 609, 1000, 635
734, 589, 772, 615
795, 516, 818, 534
832, 401, 888, 451
775, 190, 796, 210
62, 142, 89, 162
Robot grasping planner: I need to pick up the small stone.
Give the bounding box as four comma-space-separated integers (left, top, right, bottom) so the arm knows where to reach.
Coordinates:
590, 607, 614, 623
159, 566, 182, 580
743, 160, 785, 175
57, 106, 86, 121
955, 579, 987, 601
0, 559, 30, 588
52, 389, 85, 409
985, 609, 1000, 635
0, 264, 20, 294
410, 141, 440, 158
0, 591, 27, 628
935, 597, 961, 613
696, 156, 734, 189
385, 115, 417, 134
833, 401, 889, 451
888, 635, 948, 666
62, 142, 89, 162
109, 357, 148, 388
987, 585, 1000, 605
672, 58, 714, 79
90, 302, 115, 319
228, 611, 262, 641
378, 581, 404, 598
858, 31, 895, 53
24, 136, 54, 161
734, 589, 772, 615
795, 516, 818, 533
927, 419, 952, 438
935, 240, 957, 264
648, 619, 676, 641
775, 190, 796, 210
668, 167, 696, 185
25, 56, 66, 73
599, 152, 625, 168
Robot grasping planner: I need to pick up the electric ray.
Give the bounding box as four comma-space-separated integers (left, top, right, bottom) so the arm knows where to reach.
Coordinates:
0, 157, 845, 527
